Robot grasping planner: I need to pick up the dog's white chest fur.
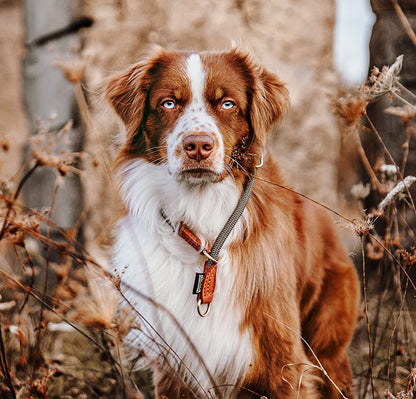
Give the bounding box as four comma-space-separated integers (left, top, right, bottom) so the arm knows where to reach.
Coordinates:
112, 161, 254, 394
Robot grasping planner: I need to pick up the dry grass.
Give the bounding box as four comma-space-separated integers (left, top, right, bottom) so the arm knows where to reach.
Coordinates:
0, 52, 415, 399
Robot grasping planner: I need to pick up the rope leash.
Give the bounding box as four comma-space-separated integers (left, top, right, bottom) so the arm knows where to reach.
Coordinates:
160, 171, 256, 317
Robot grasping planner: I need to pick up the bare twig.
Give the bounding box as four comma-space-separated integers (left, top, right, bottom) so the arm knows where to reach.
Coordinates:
360, 236, 375, 399
13, 245, 36, 313
32, 180, 60, 378
386, 279, 408, 394
353, 129, 383, 192
0, 317, 16, 398
391, 0, 416, 48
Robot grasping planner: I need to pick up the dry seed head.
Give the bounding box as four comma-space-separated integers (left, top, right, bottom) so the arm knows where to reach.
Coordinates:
334, 92, 369, 134
2, 211, 42, 246
55, 57, 87, 84
32, 368, 57, 396
366, 239, 385, 260
364, 55, 403, 99
30, 123, 81, 176
408, 368, 416, 395
352, 216, 375, 237
69, 274, 118, 330
110, 268, 122, 289
378, 165, 399, 195
379, 164, 399, 179
117, 306, 138, 340
398, 247, 416, 268
385, 105, 416, 125
395, 392, 411, 399
333, 56, 404, 137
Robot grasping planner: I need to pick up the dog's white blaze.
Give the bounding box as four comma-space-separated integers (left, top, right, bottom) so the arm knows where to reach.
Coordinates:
186, 53, 206, 110
166, 54, 225, 179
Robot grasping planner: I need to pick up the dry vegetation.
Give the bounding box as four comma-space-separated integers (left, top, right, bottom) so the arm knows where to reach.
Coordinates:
0, 23, 415, 399
334, 55, 416, 399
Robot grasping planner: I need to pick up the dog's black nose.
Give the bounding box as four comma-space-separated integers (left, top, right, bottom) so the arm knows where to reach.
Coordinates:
183, 134, 214, 162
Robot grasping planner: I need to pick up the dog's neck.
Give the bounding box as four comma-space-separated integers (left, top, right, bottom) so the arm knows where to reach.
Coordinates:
118, 160, 245, 242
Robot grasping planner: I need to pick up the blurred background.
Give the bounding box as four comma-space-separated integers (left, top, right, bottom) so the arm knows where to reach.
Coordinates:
0, 0, 406, 245
0, 0, 416, 397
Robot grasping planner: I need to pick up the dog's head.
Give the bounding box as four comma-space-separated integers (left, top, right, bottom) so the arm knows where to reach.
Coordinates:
106, 47, 289, 185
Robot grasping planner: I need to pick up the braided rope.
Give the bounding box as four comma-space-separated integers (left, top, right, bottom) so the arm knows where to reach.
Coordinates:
206, 172, 256, 269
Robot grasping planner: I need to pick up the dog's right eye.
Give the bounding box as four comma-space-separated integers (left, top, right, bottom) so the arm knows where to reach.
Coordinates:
161, 100, 176, 109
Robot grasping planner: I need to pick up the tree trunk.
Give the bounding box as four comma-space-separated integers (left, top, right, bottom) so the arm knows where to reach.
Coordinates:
22, 0, 86, 263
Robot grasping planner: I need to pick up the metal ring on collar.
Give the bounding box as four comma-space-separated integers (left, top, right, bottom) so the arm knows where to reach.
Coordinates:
256, 154, 264, 168
197, 299, 211, 317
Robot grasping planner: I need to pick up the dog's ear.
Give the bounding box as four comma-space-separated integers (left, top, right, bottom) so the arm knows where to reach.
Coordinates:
105, 47, 164, 135
230, 48, 289, 149
105, 62, 148, 135
250, 67, 289, 147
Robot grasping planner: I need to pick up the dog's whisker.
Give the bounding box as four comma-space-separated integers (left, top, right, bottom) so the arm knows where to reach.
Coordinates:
149, 156, 168, 165
224, 154, 251, 178
146, 146, 168, 154
223, 153, 239, 167
222, 159, 236, 181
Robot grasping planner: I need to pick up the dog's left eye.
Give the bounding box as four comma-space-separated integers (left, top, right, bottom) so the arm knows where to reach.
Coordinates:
221, 100, 235, 110
161, 100, 176, 109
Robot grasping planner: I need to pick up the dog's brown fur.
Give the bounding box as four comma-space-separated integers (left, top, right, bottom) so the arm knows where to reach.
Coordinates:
106, 47, 359, 398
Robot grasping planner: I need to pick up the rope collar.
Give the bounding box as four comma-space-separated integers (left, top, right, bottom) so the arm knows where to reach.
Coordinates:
160, 172, 256, 317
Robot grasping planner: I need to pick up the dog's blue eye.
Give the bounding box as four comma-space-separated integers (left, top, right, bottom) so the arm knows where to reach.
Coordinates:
162, 100, 176, 109
221, 100, 235, 110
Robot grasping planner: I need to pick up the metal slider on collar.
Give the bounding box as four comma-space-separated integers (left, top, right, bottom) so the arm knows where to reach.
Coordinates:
201, 249, 217, 264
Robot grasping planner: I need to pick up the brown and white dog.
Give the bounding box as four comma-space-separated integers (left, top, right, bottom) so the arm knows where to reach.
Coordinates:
106, 47, 359, 399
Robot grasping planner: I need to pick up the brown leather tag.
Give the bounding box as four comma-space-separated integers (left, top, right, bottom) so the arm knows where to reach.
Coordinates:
200, 263, 217, 304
